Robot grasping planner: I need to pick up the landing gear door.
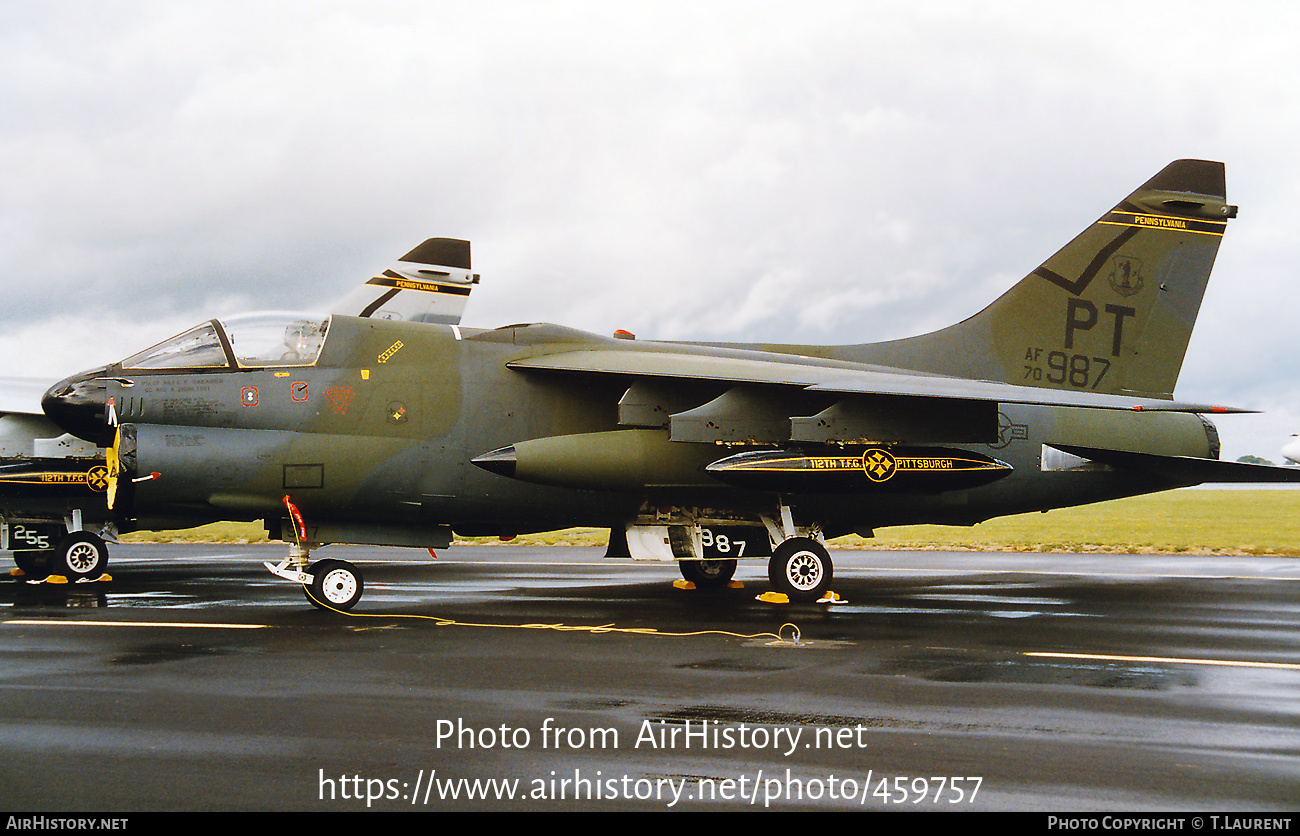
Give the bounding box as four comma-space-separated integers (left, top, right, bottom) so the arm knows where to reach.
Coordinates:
624, 525, 677, 561
624, 523, 773, 561
700, 525, 771, 560
1, 520, 62, 551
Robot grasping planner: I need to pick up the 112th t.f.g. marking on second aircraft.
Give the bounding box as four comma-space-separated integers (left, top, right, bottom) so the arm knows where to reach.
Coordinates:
86, 466, 109, 492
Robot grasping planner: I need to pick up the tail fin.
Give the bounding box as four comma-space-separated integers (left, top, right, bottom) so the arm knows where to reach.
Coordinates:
330, 237, 480, 325
848, 160, 1236, 399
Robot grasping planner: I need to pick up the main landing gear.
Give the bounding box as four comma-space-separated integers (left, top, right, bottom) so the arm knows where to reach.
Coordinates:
678, 558, 737, 589
665, 501, 834, 601
761, 501, 833, 601
767, 537, 832, 602
53, 532, 109, 580
8, 528, 111, 583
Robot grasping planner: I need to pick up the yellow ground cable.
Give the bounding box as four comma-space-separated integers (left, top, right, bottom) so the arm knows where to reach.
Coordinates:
303, 586, 801, 643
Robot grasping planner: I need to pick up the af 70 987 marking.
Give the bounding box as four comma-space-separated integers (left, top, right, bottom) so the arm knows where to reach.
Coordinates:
1024, 350, 1111, 389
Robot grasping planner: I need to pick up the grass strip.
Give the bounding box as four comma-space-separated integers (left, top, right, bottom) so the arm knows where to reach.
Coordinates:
118, 489, 1300, 556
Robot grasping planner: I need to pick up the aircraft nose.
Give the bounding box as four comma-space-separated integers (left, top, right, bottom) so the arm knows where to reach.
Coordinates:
42, 367, 115, 446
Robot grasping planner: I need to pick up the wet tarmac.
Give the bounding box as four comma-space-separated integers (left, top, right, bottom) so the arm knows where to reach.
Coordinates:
2, 544, 1299, 811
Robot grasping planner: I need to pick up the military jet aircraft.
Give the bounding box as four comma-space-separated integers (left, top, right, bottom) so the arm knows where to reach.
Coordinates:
33, 159, 1300, 609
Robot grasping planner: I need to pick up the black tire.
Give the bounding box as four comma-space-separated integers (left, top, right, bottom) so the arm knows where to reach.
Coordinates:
679, 559, 737, 589
12, 550, 51, 578
305, 559, 364, 611
53, 533, 108, 580
768, 537, 832, 601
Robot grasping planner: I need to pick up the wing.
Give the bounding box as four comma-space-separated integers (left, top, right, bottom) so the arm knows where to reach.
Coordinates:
494, 328, 1247, 446
509, 347, 1239, 411
0, 376, 96, 458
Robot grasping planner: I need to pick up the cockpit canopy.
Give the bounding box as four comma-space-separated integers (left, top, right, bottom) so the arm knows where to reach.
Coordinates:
121, 313, 331, 371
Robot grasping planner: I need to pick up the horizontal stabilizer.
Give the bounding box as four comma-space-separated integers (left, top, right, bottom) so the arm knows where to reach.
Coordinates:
0, 376, 58, 416
1050, 444, 1300, 484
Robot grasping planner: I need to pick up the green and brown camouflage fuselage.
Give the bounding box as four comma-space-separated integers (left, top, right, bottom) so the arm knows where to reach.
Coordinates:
36, 160, 1300, 601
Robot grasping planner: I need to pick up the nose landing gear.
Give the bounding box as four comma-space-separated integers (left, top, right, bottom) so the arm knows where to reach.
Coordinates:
262, 496, 365, 611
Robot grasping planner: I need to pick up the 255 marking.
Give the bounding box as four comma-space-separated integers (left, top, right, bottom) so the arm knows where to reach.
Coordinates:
10, 524, 52, 550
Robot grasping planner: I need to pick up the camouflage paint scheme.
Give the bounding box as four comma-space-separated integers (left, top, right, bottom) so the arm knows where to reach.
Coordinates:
38, 160, 1300, 607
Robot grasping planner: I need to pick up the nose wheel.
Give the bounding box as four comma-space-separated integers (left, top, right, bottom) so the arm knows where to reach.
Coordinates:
305, 559, 364, 611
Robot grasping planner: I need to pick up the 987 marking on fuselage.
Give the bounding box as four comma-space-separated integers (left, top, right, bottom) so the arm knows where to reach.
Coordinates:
1023, 347, 1111, 389
700, 527, 772, 559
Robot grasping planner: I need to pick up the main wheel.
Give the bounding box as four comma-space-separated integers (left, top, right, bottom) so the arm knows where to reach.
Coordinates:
53, 533, 108, 580
305, 559, 364, 611
768, 537, 832, 601
11, 550, 51, 578
679, 559, 737, 589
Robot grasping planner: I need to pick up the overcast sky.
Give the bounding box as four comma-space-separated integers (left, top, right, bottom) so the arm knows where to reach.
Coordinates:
2, 1, 1297, 460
